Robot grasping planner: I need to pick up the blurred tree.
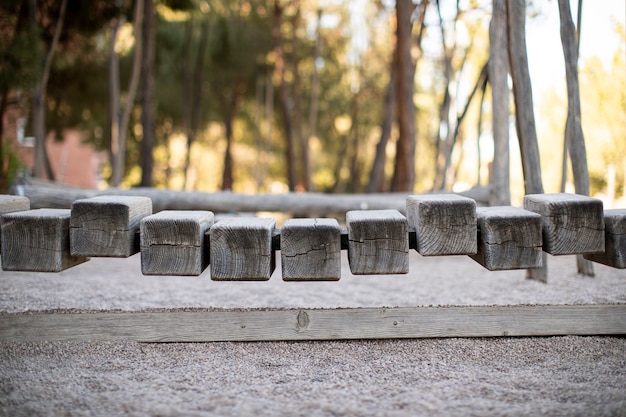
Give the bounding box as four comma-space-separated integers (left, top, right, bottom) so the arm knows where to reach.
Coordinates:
109, 0, 143, 187
558, 0, 593, 276
31, 0, 67, 180
140, 0, 155, 186
507, 0, 546, 282
390, 0, 417, 192
488, 0, 510, 206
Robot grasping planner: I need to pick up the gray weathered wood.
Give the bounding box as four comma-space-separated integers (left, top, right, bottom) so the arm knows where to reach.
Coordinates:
70, 195, 152, 257
346, 209, 409, 275
0, 195, 30, 253
210, 218, 276, 280
1, 304, 624, 342
524, 193, 605, 255
14, 178, 491, 215
470, 206, 543, 271
140, 210, 214, 275
584, 209, 626, 269
406, 194, 477, 256
1, 209, 88, 272
281, 218, 341, 281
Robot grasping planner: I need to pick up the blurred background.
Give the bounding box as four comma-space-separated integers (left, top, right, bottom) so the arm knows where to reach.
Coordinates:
1, 0, 624, 208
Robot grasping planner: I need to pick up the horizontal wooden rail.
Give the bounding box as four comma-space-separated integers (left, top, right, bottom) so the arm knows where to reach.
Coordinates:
1, 304, 624, 342
1, 193, 624, 277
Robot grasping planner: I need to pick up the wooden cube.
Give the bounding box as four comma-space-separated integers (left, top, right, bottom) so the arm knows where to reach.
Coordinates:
70, 195, 152, 257
281, 218, 341, 281
406, 194, 477, 256
524, 193, 604, 255
584, 209, 626, 269
140, 210, 214, 276
1, 209, 88, 272
0, 195, 30, 253
346, 209, 409, 275
470, 206, 543, 271
210, 218, 276, 281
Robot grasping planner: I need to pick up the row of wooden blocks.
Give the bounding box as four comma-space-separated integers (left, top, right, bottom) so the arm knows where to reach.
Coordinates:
0, 193, 624, 279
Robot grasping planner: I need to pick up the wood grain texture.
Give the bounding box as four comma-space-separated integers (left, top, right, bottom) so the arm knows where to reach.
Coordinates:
524, 193, 605, 255
1, 304, 624, 342
584, 209, 626, 269
406, 194, 477, 256
210, 218, 276, 281
0, 195, 30, 253
281, 218, 341, 281
70, 195, 152, 257
1, 209, 88, 272
140, 210, 214, 276
470, 206, 543, 271
346, 209, 409, 275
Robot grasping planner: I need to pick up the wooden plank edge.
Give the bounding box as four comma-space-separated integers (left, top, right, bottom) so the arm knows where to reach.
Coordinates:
0, 304, 624, 343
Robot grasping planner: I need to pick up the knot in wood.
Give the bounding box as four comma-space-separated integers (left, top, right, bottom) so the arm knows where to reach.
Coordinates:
295, 310, 310, 332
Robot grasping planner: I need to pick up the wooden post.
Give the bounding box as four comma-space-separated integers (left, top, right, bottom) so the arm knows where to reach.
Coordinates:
140, 210, 213, 276
0, 195, 30, 253
70, 195, 152, 257
281, 218, 341, 281
584, 209, 625, 269
210, 218, 276, 280
406, 194, 477, 256
346, 209, 409, 275
1, 209, 88, 272
524, 193, 604, 256
470, 206, 543, 271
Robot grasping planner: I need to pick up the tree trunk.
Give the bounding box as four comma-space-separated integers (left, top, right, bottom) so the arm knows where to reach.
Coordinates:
181, 18, 193, 189
109, 0, 143, 187
273, 1, 298, 191
489, 0, 511, 206
140, 0, 155, 187
31, 0, 67, 180
507, 0, 546, 282
558, 0, 594, 276
348, 91, 361, 193
367, 59, 396, 193
304, 8, 323, 192
109, 15, 121, 186
183, 18, 209, 191
390, 0, 417, 192
221, 80, 242, 191
432, 0, 454, 191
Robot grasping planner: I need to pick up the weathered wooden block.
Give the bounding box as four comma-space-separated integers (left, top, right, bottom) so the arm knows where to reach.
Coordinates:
346, 209, 409, 275
0, 195, 30, 253
210, 218, 276, 281
470, 206, 543, 271
584, 209, 626, 269
140, 210, 214, 276
70, 195, 152, 257
524, 193, 604, 255
281, 218, 341, 281
406, 194, 477, 256
1, 209, 88, 272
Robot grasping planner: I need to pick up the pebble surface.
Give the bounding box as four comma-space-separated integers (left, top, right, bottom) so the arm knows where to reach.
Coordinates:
1, 253, 625, 416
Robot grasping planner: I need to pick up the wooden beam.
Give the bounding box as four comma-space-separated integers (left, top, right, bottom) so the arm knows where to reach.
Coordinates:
70, 195, 152, 258
406, 194, 477, 256
346, 210, 409, 275
209, 218, 276, 281
281, 218, 341, 281
12, 179, 491, 216
140, 210, 214, 275
1, 305, 624, 343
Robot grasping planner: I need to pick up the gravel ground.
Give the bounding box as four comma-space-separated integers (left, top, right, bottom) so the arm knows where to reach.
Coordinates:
1, 253, 625, 416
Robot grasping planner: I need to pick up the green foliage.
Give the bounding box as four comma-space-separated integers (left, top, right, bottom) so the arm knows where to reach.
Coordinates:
0, 142, 23, 193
